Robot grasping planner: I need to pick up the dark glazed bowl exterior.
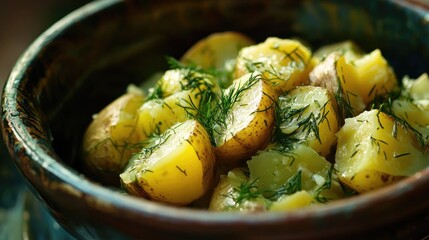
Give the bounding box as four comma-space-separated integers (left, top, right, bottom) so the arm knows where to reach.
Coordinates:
2, 0, 429, 239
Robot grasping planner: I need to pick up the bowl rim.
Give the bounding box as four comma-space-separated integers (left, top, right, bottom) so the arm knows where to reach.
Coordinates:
2, 0, 429, 233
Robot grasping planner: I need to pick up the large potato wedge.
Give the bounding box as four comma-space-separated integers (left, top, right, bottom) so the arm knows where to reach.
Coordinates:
213, 73, 277, 165
335, 109, 429, 193
120, 120, 216, 206
277, 86, 340, 157
234, 37, 312, 94
82, 89, 144, 186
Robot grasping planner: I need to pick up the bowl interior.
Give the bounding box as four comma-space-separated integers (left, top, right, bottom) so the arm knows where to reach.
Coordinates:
3, 0, 429, 239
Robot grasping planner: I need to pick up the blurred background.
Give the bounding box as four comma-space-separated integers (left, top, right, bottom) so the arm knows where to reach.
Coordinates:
0, 1, 90, 239
0, 0, 91, 89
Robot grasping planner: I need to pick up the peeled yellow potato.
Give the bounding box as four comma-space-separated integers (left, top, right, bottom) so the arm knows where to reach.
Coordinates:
277, 86, 339, 157
247, 144, 345, 202
353, 49, 397, 105
213, 73, 277, 165
312, 40, 363, 65
392, 73, 429, 143
120, 120, 216, 206
82, 89, 144, 185
269, 190, 314, 212
335, 110, 429, 193
234, 37, 312, 94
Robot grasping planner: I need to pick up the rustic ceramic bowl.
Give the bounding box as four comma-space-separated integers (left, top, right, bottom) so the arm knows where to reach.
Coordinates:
2, 0, 429, 239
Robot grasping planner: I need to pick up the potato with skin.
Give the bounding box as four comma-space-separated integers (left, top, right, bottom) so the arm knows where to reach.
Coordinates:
213, 73, 277, 165
121, 120, 216, 205
309, 52, 365, 118
181, 31, 255, 88
234, 37, 312, 94
277, 86, 339, 157
309, 49, 397, 117
82, 87, 145, 186
335, 109, 429, 193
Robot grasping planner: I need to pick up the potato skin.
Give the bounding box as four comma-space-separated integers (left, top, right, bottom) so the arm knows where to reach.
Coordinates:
82, 92, 144, 186
214, 74, 277, 165
121, 120, 216, 206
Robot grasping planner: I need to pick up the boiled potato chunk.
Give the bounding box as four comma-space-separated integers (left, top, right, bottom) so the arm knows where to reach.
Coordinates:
312, 40, 363, 64
247, 144, 345, 202
353, 49, 397, 105
82, 89, 144, 186
213, 73, 277, 165
309, 52, 365, 117
209, 168, 268, 212
392, 74, 429, 144
120, 120, 216, 205
234, 37, 312, 94
335, 110, 429, 193
277, 86, 339, 157
181, 31, 254, 88
136, 69, 218, 139
310, 50, 397, 117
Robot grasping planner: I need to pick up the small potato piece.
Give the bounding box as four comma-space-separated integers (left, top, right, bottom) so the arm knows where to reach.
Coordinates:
335, 110, 429, 193
392, 73, 429, 143
209, 168, 268, 212
353, 49, 397, 105
181, 31, 254, 88
234, 37, 312, 94
82, 90, 144, 186
136, 69, 218, 139
213, 73, 277, 165
269, 190, 314, 212
247, 145, 345, 202
120, 120, 216, 206
312, 40, 363, 65
277, 86, 339, 157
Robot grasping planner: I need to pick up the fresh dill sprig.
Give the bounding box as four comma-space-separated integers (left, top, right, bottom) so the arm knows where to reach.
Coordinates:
178, 72, 263, 146
334, 62, 356, 119
267, 170, 302, 201
313, 165, 335, 203
372, 92, 426, 146
166, 56, 232, 89
232, 178, 263, 205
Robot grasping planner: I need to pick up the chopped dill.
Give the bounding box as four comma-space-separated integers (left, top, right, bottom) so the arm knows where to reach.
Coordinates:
313, 165, 335, 203
334, 63, 356, 119
267, 170, 302, 201
232, 178, 263, 205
